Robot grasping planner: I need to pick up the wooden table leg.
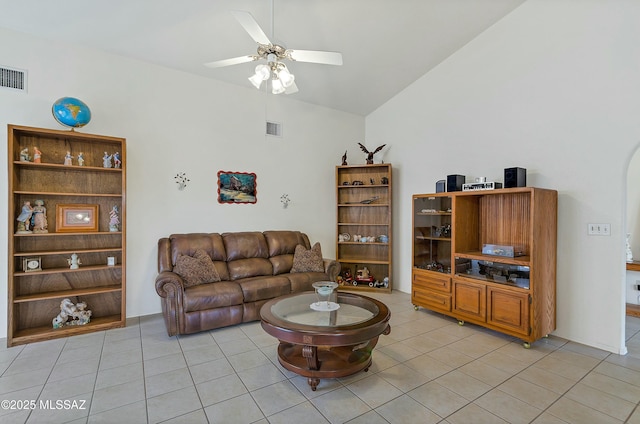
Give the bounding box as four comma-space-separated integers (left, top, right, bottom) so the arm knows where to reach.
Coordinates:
302, 345, 320, 390
302, 345, 319, 370
307, 377, 320, 391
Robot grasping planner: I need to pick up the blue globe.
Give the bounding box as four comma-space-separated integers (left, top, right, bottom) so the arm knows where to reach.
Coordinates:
52, 97, 91, 128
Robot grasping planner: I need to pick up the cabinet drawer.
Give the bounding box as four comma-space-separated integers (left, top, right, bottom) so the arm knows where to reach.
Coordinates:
412, 270, 451, 293
413, 288, 451, 312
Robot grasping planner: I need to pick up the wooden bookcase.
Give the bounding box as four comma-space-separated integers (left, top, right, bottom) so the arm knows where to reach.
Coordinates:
412, 187, 557, 347
336, 164, 392, 293
7, 125, 126, 347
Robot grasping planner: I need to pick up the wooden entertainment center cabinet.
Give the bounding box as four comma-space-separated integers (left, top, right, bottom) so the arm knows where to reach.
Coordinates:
412, 187, 557, 347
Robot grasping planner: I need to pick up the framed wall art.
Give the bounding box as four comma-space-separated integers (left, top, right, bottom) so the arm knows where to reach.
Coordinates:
217, 171, 257, 204
56, 204, 99, 232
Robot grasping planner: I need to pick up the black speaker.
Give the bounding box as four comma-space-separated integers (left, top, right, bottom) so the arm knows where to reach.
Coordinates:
504, 167, 526, 188
447, 174, 465, 192
436, 180, 446, 193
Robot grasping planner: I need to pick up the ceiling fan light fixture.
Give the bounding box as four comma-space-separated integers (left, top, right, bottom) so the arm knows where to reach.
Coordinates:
248, 64, 271, 89
278, 65, 295, 88
271, 78, 286, 94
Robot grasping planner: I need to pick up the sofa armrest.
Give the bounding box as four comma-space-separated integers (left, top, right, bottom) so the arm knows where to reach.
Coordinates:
155, 271, 186, 298
155, 271, 186, 337
323, 259, 341, 282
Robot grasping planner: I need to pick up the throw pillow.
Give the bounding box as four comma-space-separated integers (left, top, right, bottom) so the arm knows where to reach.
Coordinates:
173, 249, 221, 287
291, 242, 325, 273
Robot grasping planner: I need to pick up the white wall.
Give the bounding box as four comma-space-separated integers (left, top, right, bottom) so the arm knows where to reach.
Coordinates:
0, 28, 364, 339
626, 149, 640, 304
366, 0, 640, 354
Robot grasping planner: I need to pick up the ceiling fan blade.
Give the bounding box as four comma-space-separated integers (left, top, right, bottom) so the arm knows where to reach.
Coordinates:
285, 81, 299, 94
288, 49, 343, 66
231, 10, 271, 46
204, 56, 257, 68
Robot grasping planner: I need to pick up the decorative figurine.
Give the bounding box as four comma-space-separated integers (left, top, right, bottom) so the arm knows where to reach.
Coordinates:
103, 152, 112, 168
67, 253, 82, 269
16, 201, 33, 233
341, 150, 348, 166
109, 205, 120, 232
31, 199, 48, 233
357, 142, 386, 164
19, 147, 30, 162
627, 234, 634, 263
52, 298, 92, 328
33, 147, 42, 163
113, 152, 121, 168
64, 151, 73, 166
77, 152, 84, 166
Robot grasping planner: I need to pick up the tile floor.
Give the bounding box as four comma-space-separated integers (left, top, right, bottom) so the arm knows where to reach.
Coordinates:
0, 290, 639, 423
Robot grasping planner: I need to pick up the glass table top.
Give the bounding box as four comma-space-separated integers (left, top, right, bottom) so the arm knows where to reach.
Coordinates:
269, 292, 377, 327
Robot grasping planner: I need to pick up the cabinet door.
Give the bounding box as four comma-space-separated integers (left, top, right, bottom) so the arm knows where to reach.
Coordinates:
487, 287, 529, 336
453, 279, 486, 322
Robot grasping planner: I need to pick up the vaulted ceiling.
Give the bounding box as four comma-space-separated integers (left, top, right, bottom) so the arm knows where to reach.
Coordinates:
0, 0, 526, 116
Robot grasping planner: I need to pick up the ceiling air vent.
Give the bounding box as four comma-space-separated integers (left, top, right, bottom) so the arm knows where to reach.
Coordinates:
266, 121, 282, 137
0, 66, 27, 92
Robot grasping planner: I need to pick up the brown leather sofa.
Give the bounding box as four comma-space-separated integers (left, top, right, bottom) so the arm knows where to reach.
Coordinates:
155, 230, 340, 336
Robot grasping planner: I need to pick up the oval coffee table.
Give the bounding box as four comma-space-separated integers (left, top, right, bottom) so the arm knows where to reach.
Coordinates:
260, 291, 391, 390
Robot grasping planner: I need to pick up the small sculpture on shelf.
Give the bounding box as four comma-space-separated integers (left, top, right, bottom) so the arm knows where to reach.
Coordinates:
19, 147, 30, 162
33, 147, 42, 163
77, 152, 85, 166
355, 267, 374, 284
357, 142, 386, 164
67, 253, 82, 269
103, 152, 112, 168
64, 151, 73, 166
109, 205, 120, 232
341, 150, 348, 165
113, 152, 121, 168
31, 199, 48, 233
16, 201, 33, 233
52, 298, 92, 329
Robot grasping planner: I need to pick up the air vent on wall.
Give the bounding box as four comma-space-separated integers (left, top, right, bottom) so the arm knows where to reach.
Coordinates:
0, 66, 27, 92
266, 121, 282, 137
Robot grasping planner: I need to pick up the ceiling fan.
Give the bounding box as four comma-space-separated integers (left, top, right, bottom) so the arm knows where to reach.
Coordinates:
204, 10, 343, 95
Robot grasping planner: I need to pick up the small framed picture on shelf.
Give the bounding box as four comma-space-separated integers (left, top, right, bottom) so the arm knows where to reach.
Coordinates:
56, 204, 99, 232
23, 257, 42, 272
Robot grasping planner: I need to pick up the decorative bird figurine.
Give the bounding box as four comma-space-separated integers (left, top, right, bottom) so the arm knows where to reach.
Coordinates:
358, 143, 386, 164
341, 150, 348, 166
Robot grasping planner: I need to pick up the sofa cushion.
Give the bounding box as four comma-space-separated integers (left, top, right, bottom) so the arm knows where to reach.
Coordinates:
270, 254, 294, 275
227, 258, 273, 280
265, 230, 311, 275
237, 275, 291, 302
286, 271, 330, 292
291, 242, 325, 273
168, 233, 229, 281
173, 249, 221, 287
223, 232, 269, 261
184, 281, 244, 312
